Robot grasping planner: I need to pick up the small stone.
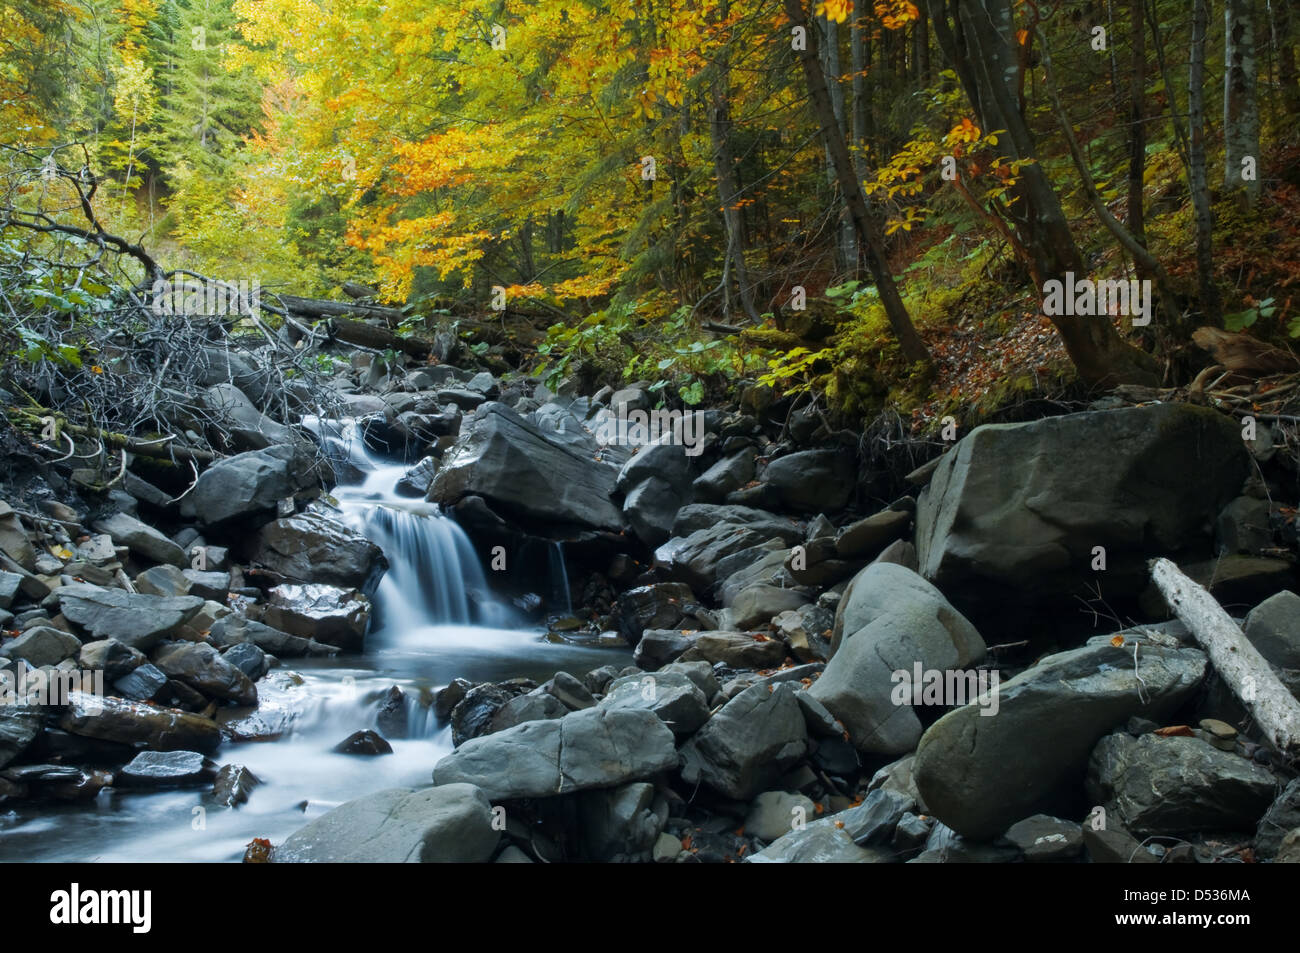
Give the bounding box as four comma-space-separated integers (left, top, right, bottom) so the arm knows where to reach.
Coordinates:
1199, 718, 1238, 751
653, 831, 682, 863
332, 729, 393, 755
213, 764, 261, 807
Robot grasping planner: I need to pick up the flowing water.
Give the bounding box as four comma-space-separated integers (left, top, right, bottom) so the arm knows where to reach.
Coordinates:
0, 421, 628, 862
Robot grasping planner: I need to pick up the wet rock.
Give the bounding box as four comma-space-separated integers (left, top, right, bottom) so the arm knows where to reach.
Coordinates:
60, 691, 221, 752
260, 584, 371, 652
112, 662, 168, 702
632, 629, 697, 670
912, 635, 1207, 840
153, 642, 258, 706
434, 678, 473, 721
598, 671, 711, 736
450, 683, 521, 746
57, 584, 205, 650
615, 582, 695, 645
375, 686, 412, 739
333, 729, 394, 755
916, 404, 1250, 622
0, 706, 43, 769
395, 455, 440, 497
209, 615, 340, 658
213, 764, 261, 807
202, 382, 294, 450
1003, 815, 1084, 861
119, 750, 214, 786
274, 784, 499, 863
221, 642, 269, 681
188, 444, 323, 527
679, 682, 808, 800
251, 511, 387, 590
0, 626, 81, 667
91, 512, 187, 568
1087, 732, 1277, 837
432, 707, 678, 800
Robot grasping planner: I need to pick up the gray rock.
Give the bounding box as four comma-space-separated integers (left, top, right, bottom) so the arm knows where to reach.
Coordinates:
679, 682, 808, 800
79, 639, 144, 679
678, 630, 788, 669
273, 784, 499, 863
0, 626, 81, 667
134, 564, 192, 597
57, 583, 204, 650
599, 671, 711, 736
221, 642, 269, 680
623, 476, 685, 548
92, 512, 187, 568
728, 586, 808, 630
151, 641, 256, 706
0, 706, 43, 769
632, 629, 697, 670
1082, 822, 1161, 863
1244, 590, 1300, 669
748, 789, 913, 862
208, 615, 339, 658
762, 450, 855, 513
0, 570, 24, 610
745, 790, 817, 842
693, 449, 755, 502
544, 671, 595, 711
1087, 732, 1277, 837
916, 404, 1250, 620
429, 403, 624, 533
1275, 828, 1300, 863
488, 692, 567, 733
113, 663, 168, 702
432, 707, 678, 800
333, 729, 393, 755
181, 570, 231, 602
450, 683, 520, 746
119, 750, 212, 786
672, 503, 804, 541
251, 511, 387, 590
913, 636, 1208, 840
1003, 814, 1084, 861
615, 583, 695, 645
835, 509, 912, 559
579, 781, 666, 861
190, 445, 322, 527
201, 382, 293, 450
1256, 778, 1300, 860
60, 691, 221, 752
810, 562, 985, 754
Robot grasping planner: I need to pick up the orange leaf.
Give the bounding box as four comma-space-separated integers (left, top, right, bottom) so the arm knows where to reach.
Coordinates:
1155, 725, 1194, 737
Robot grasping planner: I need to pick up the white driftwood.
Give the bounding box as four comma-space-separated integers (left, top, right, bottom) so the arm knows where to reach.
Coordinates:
1150, 557, 1300, 761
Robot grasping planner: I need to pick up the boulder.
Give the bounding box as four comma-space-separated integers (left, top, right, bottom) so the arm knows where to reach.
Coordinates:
692, 450, 755, 502
745, 790, 818, 842
428, 403, 624, 533
60, 691, 221, 752
221, 642, 269, 680
113, 663, 168, 702
57, 584, 205, 650
679, 682, 808, 800
622, 477, 684, 548
835, 509, 911, 559
913, 634, 1208, 840
579, 781, 666, 862
1003, 815, 1084, 861
189, 444, 323, 527
213, 764, 261, 807
118, 750, 213, 786
678, 631, 788, 669
259, 584, 370, 652
201, 382, 293, 450
0, 626, 82, 667
152, 642, 258, 706
273, 784, 499, 863
0, 706, 43, 769
1087, 733, 1277, 837
915, 404, 1250, 620
432, 707, 678, 800
251, 511, 387, 590
598, 671, 711, 736
91, 512, 187, 568
208, 615, 340, 658
761, 449, 855, 513
1243, 591, 1300, 669
79, 639, 146, 679
333, 729, 394, 755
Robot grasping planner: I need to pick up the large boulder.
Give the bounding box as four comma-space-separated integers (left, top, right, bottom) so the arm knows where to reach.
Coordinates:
429, 402, 623, 533
1243, 591, 1300, 669
60, 691, 221, 752
273, 785, 499, 863
91, 512, 187, 568
915, 404, 1249, 620
913, 633, 1208, 840
250, 511, 387, 590
57, 584, 205, 650
811, 563, 986, 754
1087, 733, 1276, 837
679, 682, 808, 800
598, 671, 711, 736
258, 584, 370, 652
188, 445, 324, 527
432, 707, 678, 800
201, 383, 294, 451
761, 449, 855, 513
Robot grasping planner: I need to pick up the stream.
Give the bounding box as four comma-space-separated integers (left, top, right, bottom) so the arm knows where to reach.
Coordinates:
0, 421, 628, 862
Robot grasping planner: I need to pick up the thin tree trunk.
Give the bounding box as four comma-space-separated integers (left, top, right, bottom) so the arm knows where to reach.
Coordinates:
1128, 0, 1148, 254
1224, 0, 1263, 206
1272, 0, 1300, 115
786, 0, 929, 365
821, 17, 856, 271
1190, 0, 1221, 321
710, 75, 760, 323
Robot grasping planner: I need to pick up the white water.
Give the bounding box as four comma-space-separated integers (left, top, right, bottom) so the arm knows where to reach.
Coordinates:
0, 420, 628, 862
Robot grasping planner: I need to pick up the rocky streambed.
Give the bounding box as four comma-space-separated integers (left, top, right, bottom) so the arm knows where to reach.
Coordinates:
3, 347, 1300, 864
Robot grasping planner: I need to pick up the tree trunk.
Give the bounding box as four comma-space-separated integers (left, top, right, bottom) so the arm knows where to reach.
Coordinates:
1272, 0, 1300, 115
1127, 0, 1148, 253
1151, 558, 1300, 761
786, 0, 930, 365
1224, 0, 1263, 206
1189, 0, 1221, 322
820, 17, 856, 272
927, 0, 1157, 388
710, 73, 760, 323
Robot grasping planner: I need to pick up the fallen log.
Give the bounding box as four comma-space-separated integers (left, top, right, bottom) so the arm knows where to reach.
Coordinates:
328, 316, 430, 359
277, 294, 403, 324
1192, 326, 1300, 377
1150, 557, 1300, 762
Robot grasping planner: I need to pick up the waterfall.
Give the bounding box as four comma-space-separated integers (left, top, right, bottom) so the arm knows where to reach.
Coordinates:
548, 540, 573, 616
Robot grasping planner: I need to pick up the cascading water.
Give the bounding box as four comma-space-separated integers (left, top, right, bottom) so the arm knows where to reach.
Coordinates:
0, 416, 628, 862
